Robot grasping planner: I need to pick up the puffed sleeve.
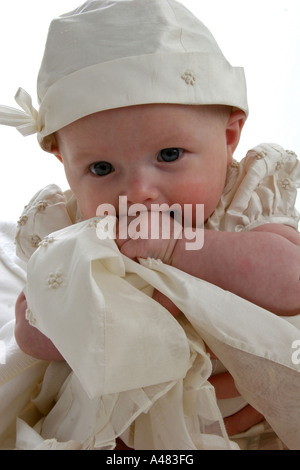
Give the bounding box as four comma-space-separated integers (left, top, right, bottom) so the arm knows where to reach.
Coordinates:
15, 184, 82, 262
207, 143, 300, 232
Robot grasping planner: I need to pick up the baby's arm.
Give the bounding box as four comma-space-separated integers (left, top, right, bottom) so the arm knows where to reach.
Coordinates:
119, 219, 300, 316
181, 223, 300, 316
187, 223, 300, 316
15, 291, 64, 360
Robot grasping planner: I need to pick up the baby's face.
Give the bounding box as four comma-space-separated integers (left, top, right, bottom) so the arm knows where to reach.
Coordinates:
54, 104, 240, 225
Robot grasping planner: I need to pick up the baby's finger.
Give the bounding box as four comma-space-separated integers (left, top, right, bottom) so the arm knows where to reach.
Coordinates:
205, 344, 218, 360
208, 371, 240, 399
224, 405, 264, 436
152, 290, 181, 317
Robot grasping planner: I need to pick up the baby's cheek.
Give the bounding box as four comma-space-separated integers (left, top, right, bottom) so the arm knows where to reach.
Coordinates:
78, 199, 100, 220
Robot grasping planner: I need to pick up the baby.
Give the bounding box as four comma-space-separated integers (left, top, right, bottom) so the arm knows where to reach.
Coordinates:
1, 0, 300, 450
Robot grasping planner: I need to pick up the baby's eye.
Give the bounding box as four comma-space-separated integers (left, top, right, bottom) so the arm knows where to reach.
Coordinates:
89, 161, 114, 176
158, 148, 184, 162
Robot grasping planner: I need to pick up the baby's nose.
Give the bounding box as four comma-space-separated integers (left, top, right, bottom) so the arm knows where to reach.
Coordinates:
124, 169, 159, 207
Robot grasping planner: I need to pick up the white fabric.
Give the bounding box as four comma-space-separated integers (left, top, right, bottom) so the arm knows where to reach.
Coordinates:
22, 220, 300, 450
0, 222, 26, 326
1, 143, 300, 450
0, 89, 38, 137
0, 222, 49, 449
0, 0, 248, 151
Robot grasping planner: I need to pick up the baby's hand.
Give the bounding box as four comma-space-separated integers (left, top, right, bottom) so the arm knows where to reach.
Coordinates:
116, 211, 182, 265
116, 211, 183, 316
15, 291, 64, 361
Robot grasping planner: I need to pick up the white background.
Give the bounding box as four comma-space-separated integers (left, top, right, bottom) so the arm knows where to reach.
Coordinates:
0, 0, 299, 221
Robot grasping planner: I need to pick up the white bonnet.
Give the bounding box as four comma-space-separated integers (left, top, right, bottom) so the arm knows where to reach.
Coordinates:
0, 0, 248, 151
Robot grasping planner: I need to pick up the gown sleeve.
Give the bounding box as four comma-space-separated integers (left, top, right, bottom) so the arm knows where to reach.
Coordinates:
15, 184, 82, 262
207, 143, 300, 232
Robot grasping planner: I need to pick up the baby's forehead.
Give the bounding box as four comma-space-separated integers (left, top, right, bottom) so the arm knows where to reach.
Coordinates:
55, 103, 229, 155
59, 103, 227, 134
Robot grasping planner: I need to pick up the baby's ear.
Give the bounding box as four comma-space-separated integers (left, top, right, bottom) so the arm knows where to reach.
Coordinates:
49, 133, 63, 162
226, 109, 246, 163
53, 152, 63, 163
51, 143, 63, 163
